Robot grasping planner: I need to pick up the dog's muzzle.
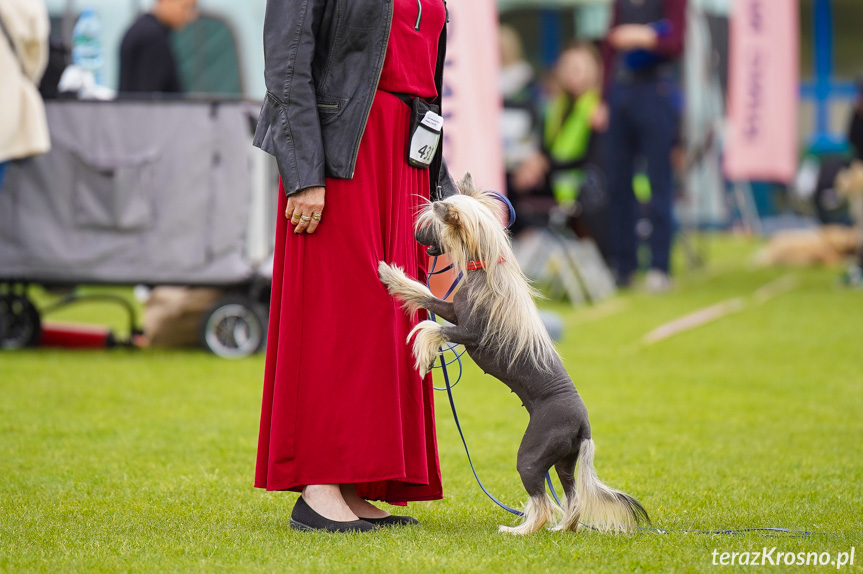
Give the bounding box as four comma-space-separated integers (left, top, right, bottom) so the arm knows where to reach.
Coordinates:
415, 225, 444, 257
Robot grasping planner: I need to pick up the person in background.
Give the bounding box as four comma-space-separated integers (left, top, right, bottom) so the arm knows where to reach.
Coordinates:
0, 0, 50, 193
118, 0, 198, 347
847, 74, 863, 163
598, 0, 686, 292
512, 42, 607, 252
118, 0, 198, 94
498, 25, 541, 234
843, 74, 863, 284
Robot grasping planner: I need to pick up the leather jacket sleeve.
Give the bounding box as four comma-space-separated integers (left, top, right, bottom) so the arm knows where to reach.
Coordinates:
253, 0, 326, 197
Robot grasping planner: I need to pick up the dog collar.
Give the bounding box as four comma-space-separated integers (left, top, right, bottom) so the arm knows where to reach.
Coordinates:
466, 258, 505, 271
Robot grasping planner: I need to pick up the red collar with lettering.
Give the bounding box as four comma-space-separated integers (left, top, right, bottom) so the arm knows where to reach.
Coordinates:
466, 257, 505, 271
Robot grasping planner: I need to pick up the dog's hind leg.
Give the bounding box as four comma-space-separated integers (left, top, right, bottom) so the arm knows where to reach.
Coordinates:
499, 420, 570, 535
550, 452, 580, 532
560, 439, 649, 533
498, 463, 556, 535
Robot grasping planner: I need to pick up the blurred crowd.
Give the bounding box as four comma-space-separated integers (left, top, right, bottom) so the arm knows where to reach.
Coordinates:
0, 0, 198, 193
4, 0, 690, 292
3, 0, 863, 297
500, 0, 686, 293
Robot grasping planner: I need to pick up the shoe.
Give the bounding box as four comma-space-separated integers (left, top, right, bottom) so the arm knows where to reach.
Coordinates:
361, 515, 421, 527
644, 269, 673, 293
289, 496, 375, 533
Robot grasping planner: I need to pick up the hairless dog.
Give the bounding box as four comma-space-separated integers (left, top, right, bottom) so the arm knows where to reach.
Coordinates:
378, 174, 648, 534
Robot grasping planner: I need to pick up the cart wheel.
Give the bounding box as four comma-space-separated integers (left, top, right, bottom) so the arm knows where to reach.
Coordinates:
199, 296, 267, 359
0, 295, 42, 350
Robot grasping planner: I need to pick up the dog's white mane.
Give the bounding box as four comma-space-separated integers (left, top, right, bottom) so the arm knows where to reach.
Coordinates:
416, 175, 560, 370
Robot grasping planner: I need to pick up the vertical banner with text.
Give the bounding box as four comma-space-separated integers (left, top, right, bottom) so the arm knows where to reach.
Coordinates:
431, 0, 504, 297
724, 0, 799, 184
441, 0, 505, 193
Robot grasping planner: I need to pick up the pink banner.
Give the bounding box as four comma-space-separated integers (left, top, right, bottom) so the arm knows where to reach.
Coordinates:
442, 0, 505, 193
724, 0, 799, 184
431, 2, 504, 297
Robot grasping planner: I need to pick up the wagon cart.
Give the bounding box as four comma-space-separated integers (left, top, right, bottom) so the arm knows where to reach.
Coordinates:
0, 98, 278, 358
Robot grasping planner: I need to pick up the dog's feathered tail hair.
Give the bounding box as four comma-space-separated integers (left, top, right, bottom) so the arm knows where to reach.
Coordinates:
553, 439, 649, 533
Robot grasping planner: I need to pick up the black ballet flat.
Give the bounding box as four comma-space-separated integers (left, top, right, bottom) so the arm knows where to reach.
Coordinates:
290, 496, 375, 533
361, 515, 421, 527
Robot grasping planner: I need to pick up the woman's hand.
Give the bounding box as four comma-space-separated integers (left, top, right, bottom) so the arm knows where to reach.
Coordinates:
608, 24, 658, 51
512, 153, 550, 193
286, 186, 326, 234
591, 102, 609, 132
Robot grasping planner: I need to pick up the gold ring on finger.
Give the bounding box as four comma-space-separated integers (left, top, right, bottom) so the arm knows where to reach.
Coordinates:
291, 213, 301, 220
301, 215, 312, 222
312, 213, 322, 220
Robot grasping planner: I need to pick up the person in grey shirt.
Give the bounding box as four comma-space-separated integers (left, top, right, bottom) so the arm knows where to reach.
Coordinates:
118, 0, 197, 94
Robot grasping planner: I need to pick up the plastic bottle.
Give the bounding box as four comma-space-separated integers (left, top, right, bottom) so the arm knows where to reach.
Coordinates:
72, 9, 104, 86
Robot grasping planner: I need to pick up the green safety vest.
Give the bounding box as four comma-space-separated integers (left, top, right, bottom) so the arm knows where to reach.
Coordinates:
544, 90, 600, 206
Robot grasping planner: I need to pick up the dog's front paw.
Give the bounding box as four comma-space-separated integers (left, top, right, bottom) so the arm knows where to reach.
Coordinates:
378, 262, 410, 294
378, 261, 435, 318
408, 320, 445, 377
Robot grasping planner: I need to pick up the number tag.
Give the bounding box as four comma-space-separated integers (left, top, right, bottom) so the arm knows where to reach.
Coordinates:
405, 101, 443, 169
409, 127, 441, 168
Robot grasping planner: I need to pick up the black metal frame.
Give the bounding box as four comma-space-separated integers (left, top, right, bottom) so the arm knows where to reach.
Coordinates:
0, 275, 271, 350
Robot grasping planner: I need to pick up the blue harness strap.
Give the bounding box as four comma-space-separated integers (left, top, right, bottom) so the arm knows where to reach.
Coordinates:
486, 190, 517, 228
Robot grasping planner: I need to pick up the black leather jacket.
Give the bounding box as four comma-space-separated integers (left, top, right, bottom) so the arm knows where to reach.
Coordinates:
253, 0, 455, 199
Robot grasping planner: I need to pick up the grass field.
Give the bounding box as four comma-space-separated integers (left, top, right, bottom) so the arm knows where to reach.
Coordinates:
1, 236, 861, 573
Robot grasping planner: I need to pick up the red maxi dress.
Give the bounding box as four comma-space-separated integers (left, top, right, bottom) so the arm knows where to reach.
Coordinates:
255, 0, 446, 504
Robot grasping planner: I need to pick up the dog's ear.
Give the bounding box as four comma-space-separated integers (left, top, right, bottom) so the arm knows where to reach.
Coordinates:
457, 173, 506, 222
442, 204, 461, 226
457, 173, 478, 197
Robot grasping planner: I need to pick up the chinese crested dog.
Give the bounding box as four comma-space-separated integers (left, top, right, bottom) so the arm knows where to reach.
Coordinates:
378, 175, 648, 535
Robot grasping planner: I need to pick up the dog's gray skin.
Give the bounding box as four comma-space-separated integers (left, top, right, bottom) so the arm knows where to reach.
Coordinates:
380, 191, 648, 533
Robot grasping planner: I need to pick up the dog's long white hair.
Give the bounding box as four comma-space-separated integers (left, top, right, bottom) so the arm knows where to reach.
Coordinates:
416, 175, 559, 370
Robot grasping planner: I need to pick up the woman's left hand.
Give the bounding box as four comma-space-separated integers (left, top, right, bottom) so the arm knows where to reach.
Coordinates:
512, 153, 550, 193
608, 24, 658, 51
591, 102, 610, 132
286, 186, 326, 234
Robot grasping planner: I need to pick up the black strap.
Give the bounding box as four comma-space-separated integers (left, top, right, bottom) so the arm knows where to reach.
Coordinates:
430, 8, 447, 201
385, 91, 417, 107
0, 12, 26, 75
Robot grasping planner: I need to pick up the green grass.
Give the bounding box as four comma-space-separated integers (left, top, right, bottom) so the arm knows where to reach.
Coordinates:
1, 235, 861, 573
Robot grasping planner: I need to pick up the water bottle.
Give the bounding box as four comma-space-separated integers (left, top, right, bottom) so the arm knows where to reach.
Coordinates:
72, 9, 104, 86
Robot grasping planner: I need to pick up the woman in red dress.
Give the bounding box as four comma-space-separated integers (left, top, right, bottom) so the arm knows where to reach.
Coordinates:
252, 0, 453, 532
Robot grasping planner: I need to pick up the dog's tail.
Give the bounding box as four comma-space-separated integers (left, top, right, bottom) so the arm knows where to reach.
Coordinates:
556, 439, 648, 533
